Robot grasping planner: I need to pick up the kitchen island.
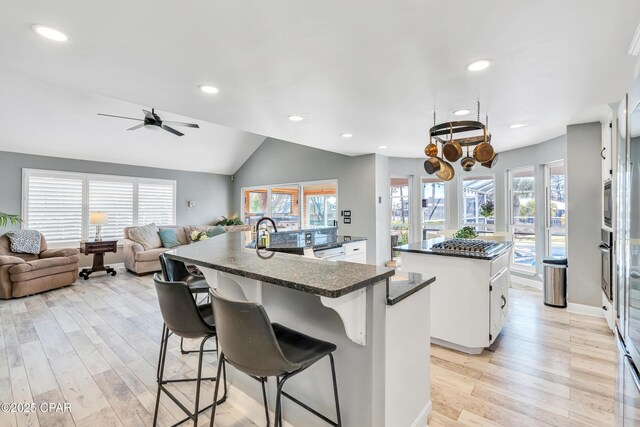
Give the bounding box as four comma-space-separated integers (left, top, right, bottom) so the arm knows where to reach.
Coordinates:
396, 237, 512, 355
167, 232, 434, 427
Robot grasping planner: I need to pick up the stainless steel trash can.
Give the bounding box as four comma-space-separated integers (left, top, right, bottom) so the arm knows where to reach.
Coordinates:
542, 257, 567, 307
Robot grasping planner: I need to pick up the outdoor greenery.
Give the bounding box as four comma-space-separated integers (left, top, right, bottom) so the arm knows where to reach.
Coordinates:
453, 226, 478, 239
0, 212, 22, 228
479, 200, 494, 218
215, 216, 243, 226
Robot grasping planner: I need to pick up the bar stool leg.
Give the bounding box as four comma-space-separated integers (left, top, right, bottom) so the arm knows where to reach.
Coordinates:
193, 335, 214, 426
329, 353, 342, 426
156, 324, 167, 382
153, 325, 170, 426
260, 377, 270, 427
274, 374, 292, 427
209, 353, 226, 427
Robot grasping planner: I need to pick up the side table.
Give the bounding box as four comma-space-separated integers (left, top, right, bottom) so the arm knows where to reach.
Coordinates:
79, 240, 118, 279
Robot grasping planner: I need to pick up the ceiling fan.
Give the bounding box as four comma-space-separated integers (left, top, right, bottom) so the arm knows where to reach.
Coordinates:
97, 108, 199, 136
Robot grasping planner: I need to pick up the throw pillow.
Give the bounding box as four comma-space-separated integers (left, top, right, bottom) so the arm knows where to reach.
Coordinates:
128, 223, 162, 250
206, 225, 227, 238
158, 228, 181, 249
6, 230, 41, 254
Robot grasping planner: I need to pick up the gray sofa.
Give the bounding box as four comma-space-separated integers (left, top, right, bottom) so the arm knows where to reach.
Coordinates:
123, 224, 250, 275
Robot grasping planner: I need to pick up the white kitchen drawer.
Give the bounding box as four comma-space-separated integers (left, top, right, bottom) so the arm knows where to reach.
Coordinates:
345, 253, 367, 264
490, 251, 510, 278
343, 240, 366, 256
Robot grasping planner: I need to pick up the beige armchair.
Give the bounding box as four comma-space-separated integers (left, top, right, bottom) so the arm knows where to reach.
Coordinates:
0, 234, 80, 299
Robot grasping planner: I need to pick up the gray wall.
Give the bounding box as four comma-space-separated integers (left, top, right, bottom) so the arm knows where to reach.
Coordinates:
566, 123, 603, 307
388, 134, 567, 275
0, 150, 233, 267
232, 138, 379, 264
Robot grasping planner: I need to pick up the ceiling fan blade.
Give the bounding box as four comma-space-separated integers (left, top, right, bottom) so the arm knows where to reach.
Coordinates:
97, 113, 143, 121
127, 124, 145, 131
162, 121, 200, 128
161, 125, 184, 137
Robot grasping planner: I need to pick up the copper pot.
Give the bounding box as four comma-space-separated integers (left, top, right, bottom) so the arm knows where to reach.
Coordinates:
424, 157, 443, 174
442, 140, 462, 162
480, 152, 499, 168
461, 147, 476, 172
442, 125, 462, 162
424, 141, 438, 157
473, 127, 494, 163
436, 161, 455, 181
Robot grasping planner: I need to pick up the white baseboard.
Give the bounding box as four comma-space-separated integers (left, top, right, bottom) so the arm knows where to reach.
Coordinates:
226, 384, 295, 427
413, 400, 432, 427
510, 274, 542, 291
567, 302, 604, 318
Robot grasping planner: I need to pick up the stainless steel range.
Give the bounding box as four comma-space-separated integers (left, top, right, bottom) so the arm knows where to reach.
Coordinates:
431, 239, 499, 254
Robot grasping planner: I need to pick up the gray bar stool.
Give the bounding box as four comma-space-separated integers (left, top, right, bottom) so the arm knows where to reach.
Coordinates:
152, 274, 227, 426
159, 254, 211, 354
208, 289, 341, 427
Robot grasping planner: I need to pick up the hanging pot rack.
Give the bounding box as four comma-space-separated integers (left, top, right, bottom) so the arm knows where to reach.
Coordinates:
424, 102, 499, 180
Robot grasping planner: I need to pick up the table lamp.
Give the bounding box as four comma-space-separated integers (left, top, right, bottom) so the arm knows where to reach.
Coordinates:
90, 212, 109, 241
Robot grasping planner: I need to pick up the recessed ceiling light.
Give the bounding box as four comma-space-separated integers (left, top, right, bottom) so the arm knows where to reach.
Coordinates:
32, 25, 68, 42
198, 85, 219, 94
288, 115, 305, 122
453, 109, 471, 116
378, 145, 387, 149
466, 59, 492, 72
509, 123, 526, 129
341, 133, 353, 138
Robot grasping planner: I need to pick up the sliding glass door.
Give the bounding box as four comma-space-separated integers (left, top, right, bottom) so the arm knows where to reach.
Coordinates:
422, 178, 446, 239
508, 167, 536, 271
545, 161, 566, 257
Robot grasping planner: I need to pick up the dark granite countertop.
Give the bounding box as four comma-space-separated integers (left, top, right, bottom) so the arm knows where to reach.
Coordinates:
395, 237, 512, 260
386, 275, 436, 306
166, 232, 393, 298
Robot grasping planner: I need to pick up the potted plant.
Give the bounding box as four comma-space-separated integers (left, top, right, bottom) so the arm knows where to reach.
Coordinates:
0, 212, 22, 228
214, 216, 243, 226
479, 200, 494, 219
453, 226, 478, 239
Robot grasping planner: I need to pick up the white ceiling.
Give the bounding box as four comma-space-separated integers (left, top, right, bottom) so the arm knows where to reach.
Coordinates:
1, 0, 640, 164
0, 70, 266, 174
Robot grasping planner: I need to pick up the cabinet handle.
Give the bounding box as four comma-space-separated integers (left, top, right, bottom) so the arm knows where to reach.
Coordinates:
601, 147, 606, 160
501, 295, 507, 309
353, 248, 360, 251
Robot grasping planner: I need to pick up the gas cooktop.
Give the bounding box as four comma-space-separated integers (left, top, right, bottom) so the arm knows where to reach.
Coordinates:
431, 239, 499, 254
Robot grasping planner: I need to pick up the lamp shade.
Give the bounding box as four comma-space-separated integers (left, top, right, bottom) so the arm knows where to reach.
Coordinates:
90, 212, 109, 225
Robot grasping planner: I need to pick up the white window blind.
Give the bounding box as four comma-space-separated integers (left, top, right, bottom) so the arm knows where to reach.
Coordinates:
138, 182, 175, 225
89, 179, 134, 241
23, 169, 176, 245
25, 174, 84, 243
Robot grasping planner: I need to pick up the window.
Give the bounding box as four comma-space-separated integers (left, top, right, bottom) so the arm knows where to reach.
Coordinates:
545, 161, 566, 257
391, 178, 410, 260
23, 169, 176, 245
508, 167, 536, 270
422, 177, 446, 237
302, 183, 336, 228
242, 181, 337, 231
89, 179, 134, 241
462, 176, 495, 232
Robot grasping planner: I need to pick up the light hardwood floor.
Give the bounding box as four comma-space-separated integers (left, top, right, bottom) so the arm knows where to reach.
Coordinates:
0, 269, 618, 426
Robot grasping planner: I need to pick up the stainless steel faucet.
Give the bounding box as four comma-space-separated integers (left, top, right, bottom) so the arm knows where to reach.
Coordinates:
256, 216, 278, 233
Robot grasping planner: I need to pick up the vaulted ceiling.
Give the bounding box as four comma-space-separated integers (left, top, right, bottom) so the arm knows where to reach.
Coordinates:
1, 0, 639, 170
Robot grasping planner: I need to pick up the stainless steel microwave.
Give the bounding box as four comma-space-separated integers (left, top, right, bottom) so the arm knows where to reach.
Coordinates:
604, 179, 612, 228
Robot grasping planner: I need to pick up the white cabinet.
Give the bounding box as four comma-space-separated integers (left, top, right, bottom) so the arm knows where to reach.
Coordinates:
343, 240, 367, 264
490, 268, 509, 343
400, 249, 511, 354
